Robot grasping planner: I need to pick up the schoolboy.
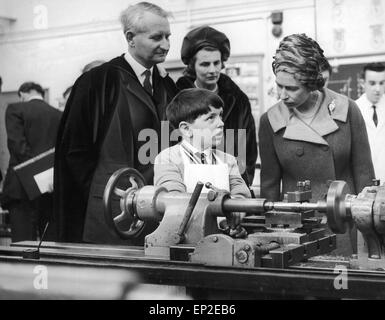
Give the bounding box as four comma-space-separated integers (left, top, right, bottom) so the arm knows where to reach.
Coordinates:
154, 88, 250, 199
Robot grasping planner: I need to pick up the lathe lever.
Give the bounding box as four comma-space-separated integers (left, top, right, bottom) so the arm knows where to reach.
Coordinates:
176, 182, 204, 243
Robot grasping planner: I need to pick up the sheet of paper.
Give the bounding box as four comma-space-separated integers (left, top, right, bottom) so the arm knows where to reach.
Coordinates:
33, 167, 54, 194
184, 163, 230, 193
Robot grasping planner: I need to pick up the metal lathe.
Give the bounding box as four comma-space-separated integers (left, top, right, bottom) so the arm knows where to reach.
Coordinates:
1, 168, 385, 299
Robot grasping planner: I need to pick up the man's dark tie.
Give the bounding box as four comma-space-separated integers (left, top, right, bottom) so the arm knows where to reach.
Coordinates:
143, 69, 152, 96
373, 105, 378, 127
196, 152, 207, 164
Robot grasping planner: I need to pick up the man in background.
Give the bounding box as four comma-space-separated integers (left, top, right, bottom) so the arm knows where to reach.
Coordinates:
82, 60, 105, 74
356, 62, 385, 184
1, 82, 62, 242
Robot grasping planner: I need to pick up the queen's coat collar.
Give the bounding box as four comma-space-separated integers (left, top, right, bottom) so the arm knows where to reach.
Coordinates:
267, 88, 349, 145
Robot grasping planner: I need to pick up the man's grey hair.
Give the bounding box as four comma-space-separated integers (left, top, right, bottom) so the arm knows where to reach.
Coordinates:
120, 2, 171, 35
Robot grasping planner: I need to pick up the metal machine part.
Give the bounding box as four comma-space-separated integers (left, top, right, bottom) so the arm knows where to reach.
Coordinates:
350, 182, 385, 269
4, 241, 385, 299
103, 168, 147, 239
103, 168, 385, 269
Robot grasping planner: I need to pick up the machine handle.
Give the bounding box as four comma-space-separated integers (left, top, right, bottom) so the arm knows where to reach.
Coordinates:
103, 168, 146, 239
177, 182, 204, 241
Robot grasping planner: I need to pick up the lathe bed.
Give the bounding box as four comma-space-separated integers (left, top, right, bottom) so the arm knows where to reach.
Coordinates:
1, 240, 385, 299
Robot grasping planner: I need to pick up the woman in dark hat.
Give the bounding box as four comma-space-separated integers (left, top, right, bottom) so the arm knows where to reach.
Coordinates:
258, 33, 374, 256
176, 26, 258, 188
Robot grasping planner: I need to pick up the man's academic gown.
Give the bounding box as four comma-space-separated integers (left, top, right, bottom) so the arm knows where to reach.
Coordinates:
53, 55, 177, 244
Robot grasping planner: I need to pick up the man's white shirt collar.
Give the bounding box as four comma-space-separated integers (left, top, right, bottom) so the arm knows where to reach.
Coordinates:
181, 140, 213, 162
358, 93, 385, 110
357, 93, 385, 128
25, 95, 44, 102
124, 52, 153, 86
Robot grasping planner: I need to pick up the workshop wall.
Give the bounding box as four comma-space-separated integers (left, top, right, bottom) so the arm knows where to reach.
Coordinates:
0, 0, 384, 111
0, 0, 314, 112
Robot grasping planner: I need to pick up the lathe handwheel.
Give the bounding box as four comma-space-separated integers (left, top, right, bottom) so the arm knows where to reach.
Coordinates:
103, 168, 146, 239
326, 180, 349, 234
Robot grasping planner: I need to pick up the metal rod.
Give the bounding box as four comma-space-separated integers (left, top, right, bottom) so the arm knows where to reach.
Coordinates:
223, 198, 327, 214
177, 182, 204, 238
38, 222, 50, 250
223, 198, 267, 214
266, 200, 327, 212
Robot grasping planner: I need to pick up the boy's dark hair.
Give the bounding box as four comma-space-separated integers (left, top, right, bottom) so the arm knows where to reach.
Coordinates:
18, 81, 45, 98
166, 88, 224, 129
362, 62, 385, 79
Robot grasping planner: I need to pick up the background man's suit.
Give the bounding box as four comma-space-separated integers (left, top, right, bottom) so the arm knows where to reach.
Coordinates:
53, 55, 177, 244
1, 98, 62, 242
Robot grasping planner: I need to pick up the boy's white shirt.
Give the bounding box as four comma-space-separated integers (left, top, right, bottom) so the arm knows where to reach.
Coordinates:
179, 140, 230, 193
180, 140, 213, 164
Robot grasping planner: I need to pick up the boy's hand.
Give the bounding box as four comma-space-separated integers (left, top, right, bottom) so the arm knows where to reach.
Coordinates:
227, 225, 248, 238
219, 212, 248, 238
228, 212, 246, 229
